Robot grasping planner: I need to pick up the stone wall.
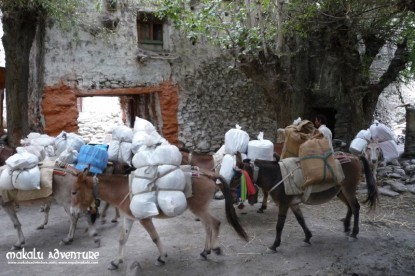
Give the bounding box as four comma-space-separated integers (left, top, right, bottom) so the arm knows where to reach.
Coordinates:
38, 2, 279, 152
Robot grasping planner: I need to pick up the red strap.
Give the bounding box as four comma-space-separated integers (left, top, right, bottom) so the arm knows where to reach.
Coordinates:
241, 170, 256, 195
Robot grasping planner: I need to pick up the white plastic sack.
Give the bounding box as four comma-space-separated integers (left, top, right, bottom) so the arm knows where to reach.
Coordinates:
369, 122, 394, 142
57, 149, 78, 164
112, 126, 133, 142
12, 166, 41, 190
157, 191, 187, 217
22, 144, 46, 161
356, 129, 371, 141
247, 132, 274, 161
133, 117, 156, 134
54, 131, 85, 156
130, 192, 159, 219
219, 154, 236, 184
108, 140, 120, 161
150, 145, 182, 166
119, 142, 132, 165
0, 166, 14, 190
131, 131, 150, 154
155, 165, 185, 190
379, 140, 400, 163
349, 138, 368, 155
30, 134, 55, 147
6, 149, 39, 170
131, 177, 154, 195
132, 148, 155, 168
224, 125, 250, 155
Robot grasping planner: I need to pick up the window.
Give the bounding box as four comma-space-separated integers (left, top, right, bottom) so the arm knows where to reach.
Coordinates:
137, 13, 165, 51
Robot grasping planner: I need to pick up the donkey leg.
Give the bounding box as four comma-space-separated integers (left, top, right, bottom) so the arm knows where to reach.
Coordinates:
61, 209, 79, 245
83, 212, 100, 247
290, 204, 312, 244
100, 202, 110, 224
3, 203, 25, 250
194, 210, 222, 259
337, 192, 353, 234
349, 198, 360, 238
139, 218, 168, 266
258, 191, 268, 213
109, 217, 134, 270
112, 207, 120, 223
268, 205, 289, 252
37, 202, 51, 230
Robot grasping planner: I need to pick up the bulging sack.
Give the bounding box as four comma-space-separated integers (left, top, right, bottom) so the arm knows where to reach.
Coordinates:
130, 192, 159, 219
299, 137, 336, 187
224, 125, 250, 155
12, 166, 41, 190
157, 191, 187, 217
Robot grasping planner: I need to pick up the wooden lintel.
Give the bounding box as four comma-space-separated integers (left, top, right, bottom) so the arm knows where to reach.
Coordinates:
75, 87, 162, 97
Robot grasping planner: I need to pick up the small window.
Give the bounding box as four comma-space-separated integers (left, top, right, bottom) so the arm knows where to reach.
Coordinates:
137, 13, 164, 51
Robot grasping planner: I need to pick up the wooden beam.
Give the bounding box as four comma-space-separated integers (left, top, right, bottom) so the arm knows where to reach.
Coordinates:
75, 86, 162, 97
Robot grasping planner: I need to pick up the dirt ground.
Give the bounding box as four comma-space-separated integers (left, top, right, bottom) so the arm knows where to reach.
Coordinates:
0, 190, 414, 276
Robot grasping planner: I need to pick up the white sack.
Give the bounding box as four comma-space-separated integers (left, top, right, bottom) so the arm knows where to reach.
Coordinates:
132, 148, 155, 168
155, 165, 185, 190
119, 142, 132, 165
356, 129, 371, 141
6, 149, 39, 170
131, 131, 149, 154
219, 154, 236, 184
0, 166, 14, 190
130, 192, 159, 219
379, 140, 400, 163
54, 131, 85, 156
133, 117, 156, 133
23, 144, 46, 161
150, 145, 182, 166
112, 126, 133, 142
157, 191, 187, 217
131, 177, 154, 195
224, 125, 250, 154
369, 122, 394, 142
30, 134, 55, 147
247, 132, 274, 161
349, 138, 368, 155
12, 166, 41, 190
108, 140, 120, 161
57, 149, 78, 164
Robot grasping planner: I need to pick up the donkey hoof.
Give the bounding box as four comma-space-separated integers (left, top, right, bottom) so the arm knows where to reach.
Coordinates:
266, 247, 277, 254
108, 260, 120, 270
11, 244, 23, 250
94, 237, 101, 248
257, 209, 264, 213
155, 256, 166, 266
37, 225, 45, 230
212, 247, 222, 255
111, 219, 118, 223
200, 250, 210, 260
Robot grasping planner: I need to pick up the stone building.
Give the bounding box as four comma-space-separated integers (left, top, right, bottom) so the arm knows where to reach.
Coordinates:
29, 1, 278, 152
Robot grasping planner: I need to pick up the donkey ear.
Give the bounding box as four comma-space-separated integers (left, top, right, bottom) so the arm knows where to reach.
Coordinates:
82, 166, 89, 180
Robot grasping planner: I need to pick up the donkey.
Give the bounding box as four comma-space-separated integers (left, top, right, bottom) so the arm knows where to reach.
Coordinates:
70, 167, 249, 270
230, 152, 378, 252
0, 165, 99, 250
364, 139, 384, 182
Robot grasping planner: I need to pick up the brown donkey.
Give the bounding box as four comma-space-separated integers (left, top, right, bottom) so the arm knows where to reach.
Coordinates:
231, 152, 378, 252
70, 167, 248, 270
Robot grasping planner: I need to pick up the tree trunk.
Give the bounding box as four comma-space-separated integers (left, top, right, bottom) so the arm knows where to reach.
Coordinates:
2, 10, 38, 147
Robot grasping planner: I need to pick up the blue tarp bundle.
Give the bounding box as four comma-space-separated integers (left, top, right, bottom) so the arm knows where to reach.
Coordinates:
75, 145, 108, 174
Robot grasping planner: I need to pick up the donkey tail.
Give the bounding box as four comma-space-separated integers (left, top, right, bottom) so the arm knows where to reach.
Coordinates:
359, 155, 379, 210
217, 175, 249, 242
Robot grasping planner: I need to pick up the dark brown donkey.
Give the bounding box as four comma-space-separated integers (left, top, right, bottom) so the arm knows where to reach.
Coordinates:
70, 167, 248, 270
230, 152, 378, 252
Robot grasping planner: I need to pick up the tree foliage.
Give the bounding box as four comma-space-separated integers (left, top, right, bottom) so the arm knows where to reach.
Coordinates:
155, 0, 415, 80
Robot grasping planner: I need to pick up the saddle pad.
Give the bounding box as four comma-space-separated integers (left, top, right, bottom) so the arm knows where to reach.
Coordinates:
280, 157, 344, 198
